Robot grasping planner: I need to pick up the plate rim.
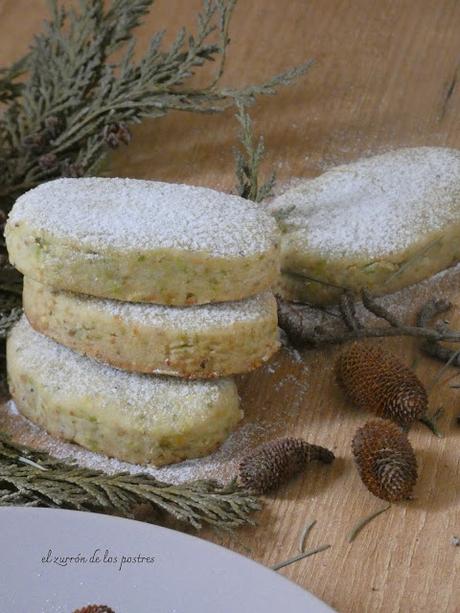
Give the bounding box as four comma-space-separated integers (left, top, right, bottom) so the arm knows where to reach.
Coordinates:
0, 506, 337, 612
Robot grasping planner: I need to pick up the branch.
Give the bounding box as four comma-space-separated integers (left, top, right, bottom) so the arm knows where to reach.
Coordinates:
0, 435, 261, 530
416, 299, 460, 366
233, 100, 276, 202
277, 289, 460, 362
0, 0, 313, 209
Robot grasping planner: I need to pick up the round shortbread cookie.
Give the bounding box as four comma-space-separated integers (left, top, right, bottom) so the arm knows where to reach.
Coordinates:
23, 278, 280, 378
5, 178, 280, 305
7, 317, 242, 466
269, 147, 460, 304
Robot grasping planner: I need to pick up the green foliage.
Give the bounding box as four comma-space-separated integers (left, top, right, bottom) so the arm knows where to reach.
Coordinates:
0, 0, 312, 210
234, 101, 276, 202
0, 434, 262, 529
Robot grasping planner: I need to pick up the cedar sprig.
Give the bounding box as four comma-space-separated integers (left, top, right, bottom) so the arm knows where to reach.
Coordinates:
0, 282, 22, 397
0, 0, 313, 209
0, 435, 262, 530
233, 100, 277, 202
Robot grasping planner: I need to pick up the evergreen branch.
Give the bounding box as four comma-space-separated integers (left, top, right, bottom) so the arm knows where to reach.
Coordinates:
233, 101, 276, 202
0, 264, 25, 396
0, 0, 313, 209
0, 435, 262, 530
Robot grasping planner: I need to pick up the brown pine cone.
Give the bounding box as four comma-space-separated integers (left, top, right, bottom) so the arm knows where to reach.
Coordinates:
238, 437, 335, 494
352, 419, 418, 502
72, 606, 115, 613
336, 344, 427, 428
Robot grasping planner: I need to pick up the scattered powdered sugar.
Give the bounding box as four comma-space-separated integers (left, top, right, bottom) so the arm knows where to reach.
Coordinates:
0, 399, 267, 484
9, 317, 237, 422
0, 343, 310, 484
49, 285, 276, 330
269, 147, 460, 258
7, 177, 279, 257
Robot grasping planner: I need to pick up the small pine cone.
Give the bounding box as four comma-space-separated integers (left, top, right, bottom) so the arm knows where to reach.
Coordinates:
38, 152, 58, 171
336, 344, 427, 428
61, 159, 84, 178
44, 115, 61, 138
352, 419, 417, 502
72, 606, 115, 613
22, 130, 48, 151
103, 122, 132, 148
238, 437, 335, 494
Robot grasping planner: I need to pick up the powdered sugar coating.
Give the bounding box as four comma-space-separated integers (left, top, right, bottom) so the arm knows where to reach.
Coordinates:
269, 147, 460, 259
56, 288, 276, 330
8, 177, 278, 257
9, 317, 237, 419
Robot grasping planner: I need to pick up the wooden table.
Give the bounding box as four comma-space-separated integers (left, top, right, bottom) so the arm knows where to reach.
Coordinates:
1, 1, 459, 611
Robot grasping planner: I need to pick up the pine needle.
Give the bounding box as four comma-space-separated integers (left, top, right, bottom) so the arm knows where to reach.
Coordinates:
298, 519, 317, 553
419, 407, 444, 438
428, 349, 460, 393
270, 544, 331, 571
348, 504, 391, 543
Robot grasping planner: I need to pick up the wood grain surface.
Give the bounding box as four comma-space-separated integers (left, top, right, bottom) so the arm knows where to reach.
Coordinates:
1, 1, 459, 612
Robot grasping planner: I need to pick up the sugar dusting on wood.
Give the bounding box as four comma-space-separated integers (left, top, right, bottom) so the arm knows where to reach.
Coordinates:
0, 346, 309, 484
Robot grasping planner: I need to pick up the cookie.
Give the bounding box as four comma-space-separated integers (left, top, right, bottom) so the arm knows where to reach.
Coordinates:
23, 278, 280, 378
269, 147, 460, 304
7, 317, 242, 466
6, 178, 280, 305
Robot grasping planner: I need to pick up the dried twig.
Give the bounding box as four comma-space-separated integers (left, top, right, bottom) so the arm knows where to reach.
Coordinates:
339, 292, 362, 331
361, 289, 400, 327
417, 299, 460, 366
277, 290, 460, 363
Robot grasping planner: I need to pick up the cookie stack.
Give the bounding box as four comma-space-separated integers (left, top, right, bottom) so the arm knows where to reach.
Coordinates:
5, 178, 280, 466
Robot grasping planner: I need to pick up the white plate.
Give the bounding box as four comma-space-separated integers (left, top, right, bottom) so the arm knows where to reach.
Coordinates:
0, 507, 336, 613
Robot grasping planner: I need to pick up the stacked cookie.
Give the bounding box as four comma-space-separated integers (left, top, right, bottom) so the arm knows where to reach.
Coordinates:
5, 178, 281, 465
